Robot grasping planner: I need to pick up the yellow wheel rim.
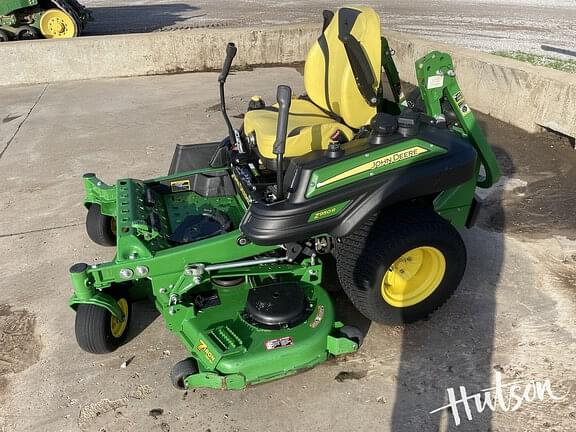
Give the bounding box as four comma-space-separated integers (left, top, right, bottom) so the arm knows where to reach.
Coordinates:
381, 246, 446, 308
110, 298, 129, 338
39, 9, 77, 39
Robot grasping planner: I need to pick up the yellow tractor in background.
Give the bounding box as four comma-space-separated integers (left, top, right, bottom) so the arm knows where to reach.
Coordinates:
0, 0, 91, 40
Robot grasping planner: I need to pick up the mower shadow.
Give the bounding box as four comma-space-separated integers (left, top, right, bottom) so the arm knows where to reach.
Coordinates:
323, 254, 372, 334
125, 299, 160, 344
319, 104, 509, 430
84, 4, 203, 35
387, 143, 512, 431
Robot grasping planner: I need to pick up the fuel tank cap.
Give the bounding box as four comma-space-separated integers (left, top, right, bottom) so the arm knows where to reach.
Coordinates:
369, 113, 398, 145
397, 111, 421, 137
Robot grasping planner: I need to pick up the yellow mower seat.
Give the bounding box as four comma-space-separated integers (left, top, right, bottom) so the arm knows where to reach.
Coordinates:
244, 5, 382, 161
243, 99, 353, 160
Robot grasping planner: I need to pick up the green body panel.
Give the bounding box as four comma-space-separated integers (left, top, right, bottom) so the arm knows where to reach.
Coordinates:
380, 37, 402, 103
68, 263, 125, 319
0, 0, 41, 33
83, 175, 117, 216
306, 139, 447, 198
413, 51, 501, 226
185, 371, 246, 390
69, 229, 276, 292
433, 177, 477, 227
69, 291, 125, 320
415, 51, 501, 189
379, 37, 402, 114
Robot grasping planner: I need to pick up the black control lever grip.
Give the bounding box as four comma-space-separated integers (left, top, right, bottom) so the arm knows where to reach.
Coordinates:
272, 85, 292, 155
218, 42, 237, 83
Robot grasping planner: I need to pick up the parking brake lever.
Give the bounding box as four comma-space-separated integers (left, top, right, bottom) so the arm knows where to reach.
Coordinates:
272, 85, 292, 200
219, 43, 243, 151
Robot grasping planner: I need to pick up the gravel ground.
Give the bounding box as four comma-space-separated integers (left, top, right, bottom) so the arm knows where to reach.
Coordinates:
80, 0, 576, 60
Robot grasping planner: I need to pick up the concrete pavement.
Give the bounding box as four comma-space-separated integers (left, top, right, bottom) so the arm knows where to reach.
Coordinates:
0, 68, 575, 432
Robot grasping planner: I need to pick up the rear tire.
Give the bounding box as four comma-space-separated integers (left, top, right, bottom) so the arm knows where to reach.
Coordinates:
170, 358, 199, 390
86, 203, 116, 246
75, 297, 131, 354
335, 206, 467, 324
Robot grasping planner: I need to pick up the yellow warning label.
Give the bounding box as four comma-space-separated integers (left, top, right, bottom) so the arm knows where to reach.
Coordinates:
197, 339, 216, 363
231, 173, 251, 204
170, 179, 191, 192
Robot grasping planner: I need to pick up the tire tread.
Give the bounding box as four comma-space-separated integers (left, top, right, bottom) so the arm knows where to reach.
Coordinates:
86, 204, 116, 246
75, 304, 113, 354
335, 206, 466, 323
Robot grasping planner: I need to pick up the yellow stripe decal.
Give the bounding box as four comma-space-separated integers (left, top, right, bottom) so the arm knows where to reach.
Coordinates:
316, 146, 429, 188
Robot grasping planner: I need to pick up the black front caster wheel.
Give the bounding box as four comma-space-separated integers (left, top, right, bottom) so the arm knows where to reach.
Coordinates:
86, 203, 117, 246
170, 358, 199, 390
75, 297, 131, 354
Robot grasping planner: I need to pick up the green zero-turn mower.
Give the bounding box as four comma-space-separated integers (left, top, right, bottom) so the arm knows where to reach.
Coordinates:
68, 6, 501, 391
0, 0, 91, 40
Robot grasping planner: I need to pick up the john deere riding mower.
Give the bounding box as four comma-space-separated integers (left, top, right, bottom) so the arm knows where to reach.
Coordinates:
0, 0, 91, 40
69, 6, 500, 390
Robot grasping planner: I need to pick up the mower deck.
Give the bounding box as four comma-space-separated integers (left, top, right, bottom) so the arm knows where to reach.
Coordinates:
172, 278, 357, 390
71, 166, 359, 389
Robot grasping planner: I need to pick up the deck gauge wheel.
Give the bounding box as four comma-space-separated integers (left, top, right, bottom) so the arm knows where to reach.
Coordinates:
86, 203, 117, 246
170, 358, 199, 390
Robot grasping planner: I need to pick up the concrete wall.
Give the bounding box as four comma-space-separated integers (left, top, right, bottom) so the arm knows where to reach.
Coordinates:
3, 26, 575, 139
382, 30, 576, 139
3, 26, 318, 85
